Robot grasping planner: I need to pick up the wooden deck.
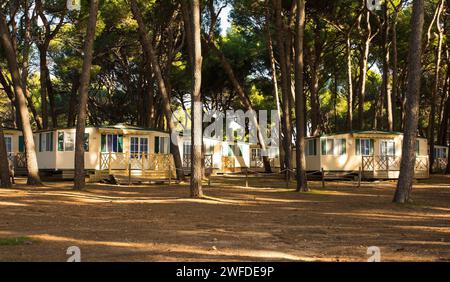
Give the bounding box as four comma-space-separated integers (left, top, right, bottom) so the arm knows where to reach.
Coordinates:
362, 155, 429, 180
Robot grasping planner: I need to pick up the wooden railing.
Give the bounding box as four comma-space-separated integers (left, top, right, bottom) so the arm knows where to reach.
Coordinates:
362, 155, 429, 173
183, 154, 212, 168
7, 152, 27, 169
250, 157, 276, 168
222, 156, 235, 169
433, 158, 448, 172
99, 152, 174, 173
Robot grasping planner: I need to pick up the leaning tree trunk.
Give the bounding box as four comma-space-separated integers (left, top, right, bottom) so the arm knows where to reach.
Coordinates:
295, 0, 308, 192
130, 0, 185, 181
73, 0, 99, 190
0, 129, 12, 188
394, 0, 425, 204
189, 0, 204, 198
0, 12, 41, 185
357, 11, 374, 130
205, 39, 273, 172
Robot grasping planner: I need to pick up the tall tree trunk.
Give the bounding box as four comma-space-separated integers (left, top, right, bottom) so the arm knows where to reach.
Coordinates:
346, 33, 354, 131
429, 0, 445, 174
392, 5, 400, 131
38, 47, 49, 129
309, 16, 322, 136
73, 0, 99, 190
0, 12, 41, 185
275, 0, 293, 178
295, 0, 307, 192
394, 0, 425, 204
383, 1, 394, 131
0, 129, 12, 188
130, 0, 185, 181
189, 0, 204, 198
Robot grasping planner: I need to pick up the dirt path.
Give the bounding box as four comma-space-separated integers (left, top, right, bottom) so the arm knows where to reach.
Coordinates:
0, 175, 449, 261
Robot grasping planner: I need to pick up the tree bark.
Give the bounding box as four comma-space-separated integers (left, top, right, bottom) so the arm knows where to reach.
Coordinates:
295, 0, 308, 192
130, 0, 185, 181
346, 33, 354, 131
275, 0, 293, 178
0, 129, 12, 188
428, 0, 445, 174
189, 0, 204, 198
73, 0, 99, 190
382, 1, 394, 131
0, 12, 41, 185
394, 0, 425, 203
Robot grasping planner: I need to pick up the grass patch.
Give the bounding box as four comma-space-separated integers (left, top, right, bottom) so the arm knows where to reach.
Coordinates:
0, 237, 37, 246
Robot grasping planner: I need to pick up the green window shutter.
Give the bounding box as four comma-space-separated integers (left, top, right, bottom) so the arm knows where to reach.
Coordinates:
321, 139, 326, 155
39, 133, 42, 152
154, 136, 160, 153
49, 132, 54, 151
355, 139, 360, 155
101, 134, 106, 152
314, 139, 317, 155
19, 136, 24, 152
118, 135, 123, 152
84, 133, 89, 152
58, 132, 64, 151
341, 139, 346, 155
370, 139, 374, 155
416, 140, 420, 156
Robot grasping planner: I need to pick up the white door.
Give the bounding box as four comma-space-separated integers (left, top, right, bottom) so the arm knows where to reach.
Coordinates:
130, 136, 149, 169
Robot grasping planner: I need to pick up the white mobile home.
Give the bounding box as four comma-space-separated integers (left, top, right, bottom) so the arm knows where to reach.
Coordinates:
33, 124, 174, 179
292, 131, 429, 179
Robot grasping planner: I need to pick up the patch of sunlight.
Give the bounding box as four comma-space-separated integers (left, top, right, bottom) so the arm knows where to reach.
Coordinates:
0, 201, 29, 207
0, 236, 37, 246
29, 234, 313, 261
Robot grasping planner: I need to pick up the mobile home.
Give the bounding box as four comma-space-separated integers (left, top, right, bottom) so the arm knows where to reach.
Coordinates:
292, 131, 429, 179
33, 124, 174, 179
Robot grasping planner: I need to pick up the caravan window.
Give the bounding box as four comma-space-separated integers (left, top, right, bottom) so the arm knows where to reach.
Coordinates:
154, 136, 169, 154
356, 139, 374, 156
321, 139, 346, 155
58, 131, 76, 152
39, 132, 54, 152
101, 134, 123, 153
4, 136, 12, 153
380, 140, 395, 156
306, 139, 317, 156
434, 147, 448, 159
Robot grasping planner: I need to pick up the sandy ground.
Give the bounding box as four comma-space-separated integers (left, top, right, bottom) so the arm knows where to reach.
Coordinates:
0, 174, 449, 262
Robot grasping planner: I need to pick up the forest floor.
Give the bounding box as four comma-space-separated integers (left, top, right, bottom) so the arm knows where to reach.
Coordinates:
0, 174, 449, 262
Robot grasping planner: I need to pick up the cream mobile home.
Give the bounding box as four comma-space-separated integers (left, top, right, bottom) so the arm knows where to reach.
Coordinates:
292, 131, 429, 179
33, 124, 174, 179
